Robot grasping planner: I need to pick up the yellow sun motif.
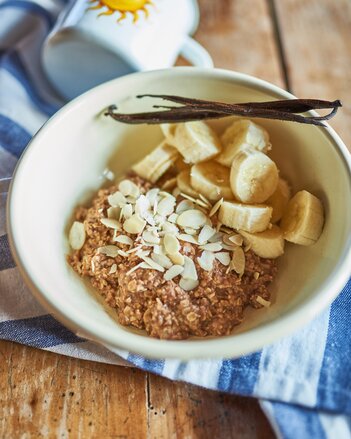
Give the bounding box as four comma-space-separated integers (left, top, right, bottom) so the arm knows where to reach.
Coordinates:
87, 0, 154, 23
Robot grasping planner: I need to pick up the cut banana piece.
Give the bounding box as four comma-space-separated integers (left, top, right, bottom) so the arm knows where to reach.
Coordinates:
230, 149, 279, 203
132, 141, 179, 183
218, 201, 272, 233
177, 169, 199, 198
266, 178, 291, 223
190, 161, 234, 202
172, 121, 222, 163
240, 225, 285, 258
217, 119, 271, 167
280, 190, 324, 245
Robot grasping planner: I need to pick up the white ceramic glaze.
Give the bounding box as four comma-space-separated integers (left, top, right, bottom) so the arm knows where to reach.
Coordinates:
7, 68, 351, 359
42, 0, 212, 100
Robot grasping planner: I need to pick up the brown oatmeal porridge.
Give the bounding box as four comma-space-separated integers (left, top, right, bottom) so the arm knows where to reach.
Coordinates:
68, 174, 277, 340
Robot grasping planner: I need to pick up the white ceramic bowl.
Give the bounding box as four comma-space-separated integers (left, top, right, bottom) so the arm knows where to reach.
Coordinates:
7, 68, 351, 359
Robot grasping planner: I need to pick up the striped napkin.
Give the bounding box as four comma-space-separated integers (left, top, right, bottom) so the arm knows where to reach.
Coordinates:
1, 1, 351, 437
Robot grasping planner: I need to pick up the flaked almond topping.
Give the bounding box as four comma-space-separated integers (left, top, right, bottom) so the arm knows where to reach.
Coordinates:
108, 191, 126, 207
177, 209, 207, 229
256, 296, 271, 307
109, 263, 117, 274
154, 214, 166, 226
183, 227, 198, 236
199, 193, 211, 206
209, 198, 223, 217
142, 230, 160, 244
220, 225, 234, 234
91, 258, 96, 273
118, 249, 129, 257
69, 221, 86, 250
146, 188, 159, 205
164, 264, 184, 281
102, 168, 115, 181
157, 195, 176, 217
168, 213, 178, 223
231, 246, 246, 275
198, 225, 216, 245
254, 271, 260, 280
164, 234, 180, 254
135, 195, 151, 218
98, 208, 104, 214
199, 242, 222, 252
162, 222, 179, 234
123, 214, 146, 234
161, 177, 177, 191
197, 250, 215, 271
126, 262, 144, 276
222, 243, 238, 251
180, 192, 197, 204
139, 255, 165, 272
214, 252, 231, 266
98, 245, 119, 257
178, 234, 198, 244
118, 179, 140, 198
151, 252, 173, 269
216, 221, 223, 232
229, 234, 243, 246
107, 206, 121, 219
120, 203, 133, 220
244, 243, 252, 252
182, 256, 198, 281
176, 199, 195, 214
114, 235, 133, 246
208, 231, 223, 243
195, 199, 210, 209
179, 278, 199, 291
169, 252, 185, 265
100, 218, 122, 230
126, 245, 143, 254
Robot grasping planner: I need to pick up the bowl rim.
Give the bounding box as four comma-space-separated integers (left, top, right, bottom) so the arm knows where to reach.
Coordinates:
7, 67, 351, 359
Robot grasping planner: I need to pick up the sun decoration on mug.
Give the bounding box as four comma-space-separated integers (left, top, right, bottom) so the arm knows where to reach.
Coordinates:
87, 0, 154, 23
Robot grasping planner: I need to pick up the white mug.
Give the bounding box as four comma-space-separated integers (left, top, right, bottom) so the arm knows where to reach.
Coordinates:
42, 0, 213, 100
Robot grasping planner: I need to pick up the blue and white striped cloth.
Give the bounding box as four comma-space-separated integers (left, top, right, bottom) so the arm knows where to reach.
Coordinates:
1, 2, 351, 437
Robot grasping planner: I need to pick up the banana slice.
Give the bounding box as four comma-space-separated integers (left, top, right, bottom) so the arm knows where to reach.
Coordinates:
266, 178, 291, 223
217, 119, 271, 167
239, 225, 285, 258
230, 149, 279, 203
172, 121, 222, 163
176, 169, 199, 198
132, 141, 179, 183
280, 190, 324, 245
218, 200, 272, 233
190, 161, 234, 202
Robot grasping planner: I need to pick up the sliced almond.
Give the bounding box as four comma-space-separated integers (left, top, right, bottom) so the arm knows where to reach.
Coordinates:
118, 179, 140, 198
229, 234, 244, 246
109, 263, 117, 274
209, 198, 223, 217
197, 250, 215, 271
100, 218, 122, 230
98, 245, 119, 257
198, 225, 216, 245
164, 234, 180, 254
182, 256, 198, 280
123, 214, 146, 234
169, 252, 184, 265
164, 265, 184, 281
214, 252, 231, 266
108, 191, 126, 207
107, 206, 121, 219
151, 252, 173, 269
172, 187, 181, 198
126, 262, 143, 276
120, 204, 133, 220
135, 195, 151, 218
118, 250, 129, 257
183, 227, 198, 235
179, 278, 199, 291
208, 231, 223, 243
142, 230, 160, 244
168, 213, 179, 223
231, 246, 245, 275
69, 221, 86, 250
139, 255, 165, 272
162, 222, 179, 234
102, 168, 115, 181
254, 271, 260, 280
146, 188, 159, 205
199, 242, 222, 252
199, 193, 211, 206
177, 209, 207, 229
256, 296, 271, 307
176, 199, 195, 214
178, 234, 198, 244
157, 196, 176, 217
114, 235, 133, 246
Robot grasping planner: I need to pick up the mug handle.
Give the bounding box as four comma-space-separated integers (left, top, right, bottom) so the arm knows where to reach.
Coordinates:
179, 36, 214, 68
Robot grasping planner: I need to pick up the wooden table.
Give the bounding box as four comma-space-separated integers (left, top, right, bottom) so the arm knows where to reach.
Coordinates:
1, 1, 350, 437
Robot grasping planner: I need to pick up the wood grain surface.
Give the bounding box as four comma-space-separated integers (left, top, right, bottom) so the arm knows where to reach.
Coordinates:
1, 0, 350, 438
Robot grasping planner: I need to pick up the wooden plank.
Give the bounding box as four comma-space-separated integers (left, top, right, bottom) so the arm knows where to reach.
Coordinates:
0, 340, 148, 438
148, 373, 274, 439
194, 0, 285, 87
274, 0, 351, 148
